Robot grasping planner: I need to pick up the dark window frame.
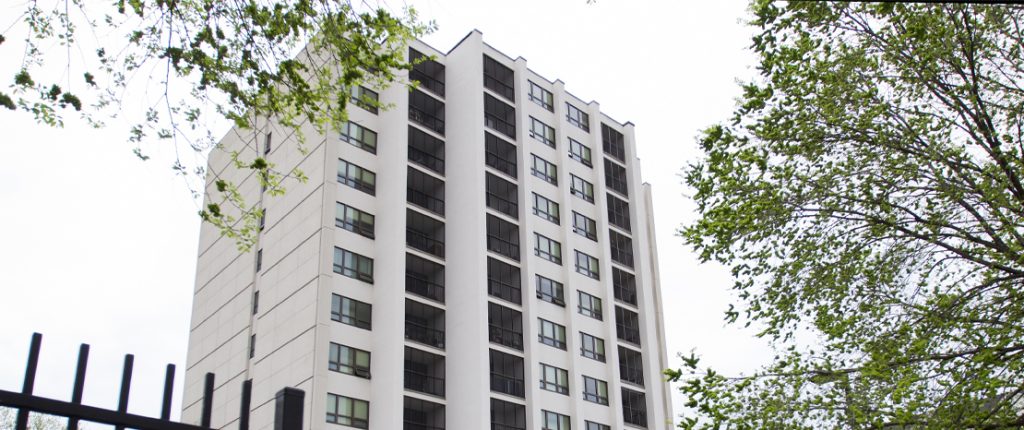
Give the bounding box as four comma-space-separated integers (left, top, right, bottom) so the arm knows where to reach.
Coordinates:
574, 250, 600, 280
485, 132, 517, 178
570, 174, 595, 203
487, 214, 521, 261
531, 154, 558, 186
532, 193, 559, 225
534, 233, 562, 265
582, 375, 609, 405
336, 202, 375, 239
326, 393, 369, 429
337, 159, 376, 195
328, 342, 372, 378
569, 138, 592, 167
538, 318, 566, 350
578, 290, 603, 320
341, 121, 378, 154
535, 275, 564, 306
528, 80, 553, 111
580, 332, 605, 362
529, 117, 556, 147
334, 247, 374, 284
566, 102, 590, 132
331, 294, 372, 330
572, 211, 597, 241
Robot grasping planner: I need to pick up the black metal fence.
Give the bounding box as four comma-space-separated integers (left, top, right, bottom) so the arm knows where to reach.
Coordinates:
0, 333, 304, 430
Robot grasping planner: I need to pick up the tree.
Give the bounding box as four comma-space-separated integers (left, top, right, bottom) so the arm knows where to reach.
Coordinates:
1, 1, 430, 249
674, 2, 1024, 428
0, 408, 67, 430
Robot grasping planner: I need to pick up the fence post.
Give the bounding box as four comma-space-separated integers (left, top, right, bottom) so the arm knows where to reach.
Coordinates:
273, 388, 304, 430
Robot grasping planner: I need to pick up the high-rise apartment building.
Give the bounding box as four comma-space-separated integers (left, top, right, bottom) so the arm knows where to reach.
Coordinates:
182, 30, 672, 430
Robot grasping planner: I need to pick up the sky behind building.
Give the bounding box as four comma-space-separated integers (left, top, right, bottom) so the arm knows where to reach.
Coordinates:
0, 0, 769, 423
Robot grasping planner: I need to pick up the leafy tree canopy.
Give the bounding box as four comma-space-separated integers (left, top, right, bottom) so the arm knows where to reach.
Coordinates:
1, 0, 430, 250
675, 2, 1024, 429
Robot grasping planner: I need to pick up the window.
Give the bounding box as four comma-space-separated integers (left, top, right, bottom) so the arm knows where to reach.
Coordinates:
326, 393, 369, 428
618, 345, 645, 386
332, 294, 372, 330
528, 80, 553, 111
585, 422, 610, 430
569, 138, 592, 167
336, 203, 375, 238
570, 175, 594, 203
407, 166, 445, 216
531, 154, 558, 185
483, 55, 515, 101
607, 194, 631, 232
404, 347, 445, 397
255, 249, 262, 272
337, 159, 376, 195
485, 93, 516, 139
487, 257, 522, 305
536, 275, 564, 306
532, 193, 560, 224
566, 102, 589, 132
613, 268, 638, 306
409, 126, 445, 175
329, 343, 371, 378
252, 291, 259, 315
486, 173, 519, 219
333, 247, 374, 283
572, 212, 597, 241
489, 302, 524, 350
409, 89, 445, 135
575, 251, 600, 280
485, 132, 517, 178
582, 376, 608, 405
615, 306, 642, 346
539, 363, 569, 395
490, 349, 525, 397
263, 132, 272, 155
406, 253, 445, 303
491, 398, 526, 430
580, 333, 605, 362
538, 318, 566, 349
409, 48, 445, 97
248, 334, 255, 359
530, 117, 555, 147
534, 233, 562, 265
622, 388, 648, 428
578, 291, 603, 320
604, 158, 628, 196
487, 214, 520, 261
542, 411, 570, 430
341, 121, 377, 154
602, 123, 626, 162
350, 86, 378, 114
405, 299, 445, 349
406, 209, 445, 259
259, 208, 266, 231
609, 230, 635, 268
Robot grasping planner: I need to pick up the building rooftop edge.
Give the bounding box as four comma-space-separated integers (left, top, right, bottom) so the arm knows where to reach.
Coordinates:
430, 30, 634, 128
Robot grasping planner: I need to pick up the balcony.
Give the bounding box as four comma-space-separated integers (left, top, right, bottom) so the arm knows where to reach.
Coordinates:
484, 94, 516, 139
483, 55, 515, 101
406, 299, 445, 349
409, 126, 445, 175
408, 167, 445, 216
409, 48, 445, 97
407, 209, 444, 259
489, 349, 525, 398
404, 396, 445, 430
486, 214, 520, 261
486, 173, 518, 219
485, 132, 517, 179
409, 89, 445, 135
488, 302, 523, 351
406, 253, 444, 303
405, 346, 445, 397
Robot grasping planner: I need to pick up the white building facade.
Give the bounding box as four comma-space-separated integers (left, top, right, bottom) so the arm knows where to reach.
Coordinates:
182, 31, 673, 430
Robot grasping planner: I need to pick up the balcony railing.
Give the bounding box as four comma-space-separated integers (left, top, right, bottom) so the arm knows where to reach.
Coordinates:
409, 107, 445, 135
488, 325, 523, 350
407, 228, 445, 259
404, 422, 445, 430
614, 284, 638, 306
491, 424, 525, 430
486, 192, 517, 218
485, 152, 516, 178
406, 273, 445, 303
410, 68, 445, 97
490, 373, 525, 398
409, 146, 445, 175
488, 279, 521, 305
408, 188, 445, 216
487, 236, 519, 260
406, 321, 445, 349
485, 113, 515, 139
405, 369, 446, 397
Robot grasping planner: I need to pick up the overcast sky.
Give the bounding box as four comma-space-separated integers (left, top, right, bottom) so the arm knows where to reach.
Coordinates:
0, 0, 771, 422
